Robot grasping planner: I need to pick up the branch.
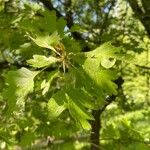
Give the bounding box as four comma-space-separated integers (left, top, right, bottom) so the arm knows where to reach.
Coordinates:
63, 0, 73, 28
90, 76, 124, 150
128, 0, 150, 36
0, 61, 24, 69
100, 76, 124, 113
141, 0, 150, 14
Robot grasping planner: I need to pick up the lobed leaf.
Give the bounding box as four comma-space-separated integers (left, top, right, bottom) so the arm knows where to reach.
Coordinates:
3, 68, 39, 114
27, 55, 59, 68
29, 32, 61, 53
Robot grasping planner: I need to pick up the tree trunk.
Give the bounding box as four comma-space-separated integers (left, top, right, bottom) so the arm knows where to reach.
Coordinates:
90, 109, 101, 150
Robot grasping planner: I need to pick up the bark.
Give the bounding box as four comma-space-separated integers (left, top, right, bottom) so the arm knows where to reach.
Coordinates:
90, 77, 124, 150
90, 110, 101, 150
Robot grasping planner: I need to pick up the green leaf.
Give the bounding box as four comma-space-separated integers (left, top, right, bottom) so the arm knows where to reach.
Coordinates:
79, 42, 120, 96
40, 10, 57, 33
48, 91, 66, 119
67, 99, 92, 130
6, 67, 38, 91
29, 32, 61, 53
48, 98, 66, 119
66, 93, 93, 130
57, 17, 67, 35
85, 42, 121, 59
41, 71, 59, 95
83, 42, 121, 70
27, 55, 58, 68
70, 67, 106, 107
48, 88, 93, 130
3, 68, 39, 114
62, 37, 81, 54
83, 57, 118, 95
66, 88, 95, 109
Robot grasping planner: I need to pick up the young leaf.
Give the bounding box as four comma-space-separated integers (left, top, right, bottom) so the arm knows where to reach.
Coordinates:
29, 32, 61, 54
27, 55, 58, 68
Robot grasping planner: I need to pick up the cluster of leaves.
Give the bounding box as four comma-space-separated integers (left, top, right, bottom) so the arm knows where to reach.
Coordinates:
0, 2, 125, 149
5, 18, 121, 128
0, 0, 150, 150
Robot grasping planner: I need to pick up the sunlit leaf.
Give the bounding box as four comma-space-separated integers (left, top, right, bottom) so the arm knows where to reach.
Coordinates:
29, 32, 61, 53
27, 55, 59, 68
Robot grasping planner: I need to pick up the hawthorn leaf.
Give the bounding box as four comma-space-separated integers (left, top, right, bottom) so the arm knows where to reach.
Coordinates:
40, 10, 57, 33
5, 67, 38, 94
48, 98, 66, 119
27, 55, 58, 68
66, 93, 93, 130
41, 71, 59, 95
67, 99, 92, 130
57, 17, 67, 35
66, 88, 95, 109
47, 91, 66, 119
3, 67, 39, 114
85, 42, 121, 59
83, 57, 118, 95
29, 32, 61, 53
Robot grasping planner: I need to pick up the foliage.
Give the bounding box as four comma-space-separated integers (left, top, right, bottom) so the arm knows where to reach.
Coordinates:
0, 0, 149, 150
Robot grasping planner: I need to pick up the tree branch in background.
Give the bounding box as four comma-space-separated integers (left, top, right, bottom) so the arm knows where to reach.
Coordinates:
128, 0, 143, 17
140, 0, 150, 14
128, 0, 150, 36
90, 1, 117, 149
90, 76, 124, 150
63, 0, 73, 28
